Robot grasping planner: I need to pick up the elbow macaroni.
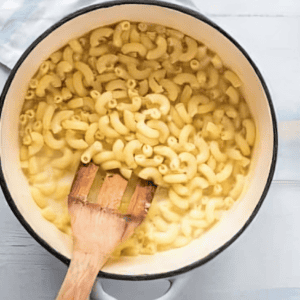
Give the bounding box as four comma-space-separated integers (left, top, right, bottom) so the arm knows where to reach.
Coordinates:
19, 20, 256, 257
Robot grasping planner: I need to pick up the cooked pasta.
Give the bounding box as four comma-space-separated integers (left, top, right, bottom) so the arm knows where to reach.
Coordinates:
18, 20, 256, 258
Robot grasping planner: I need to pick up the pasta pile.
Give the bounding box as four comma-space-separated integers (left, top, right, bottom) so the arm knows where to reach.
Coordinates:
18, 20, 256, 256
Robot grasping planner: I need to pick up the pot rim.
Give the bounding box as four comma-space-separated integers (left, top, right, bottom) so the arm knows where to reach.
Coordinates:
0, 0, 278, 281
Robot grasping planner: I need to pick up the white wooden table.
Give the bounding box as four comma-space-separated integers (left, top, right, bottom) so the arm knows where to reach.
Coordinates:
1, 0, 300, 299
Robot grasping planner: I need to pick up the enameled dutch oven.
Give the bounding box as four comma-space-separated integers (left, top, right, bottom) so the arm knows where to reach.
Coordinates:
0, 1, 277, 299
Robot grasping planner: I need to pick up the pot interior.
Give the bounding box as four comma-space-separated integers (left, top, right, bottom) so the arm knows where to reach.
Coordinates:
0, 2, 275, 277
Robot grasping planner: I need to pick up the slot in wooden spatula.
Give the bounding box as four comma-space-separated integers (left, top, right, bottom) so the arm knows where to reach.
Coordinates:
56, 162, 156, 300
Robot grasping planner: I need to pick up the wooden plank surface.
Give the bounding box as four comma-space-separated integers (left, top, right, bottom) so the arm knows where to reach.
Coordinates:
193, 0, 300, 16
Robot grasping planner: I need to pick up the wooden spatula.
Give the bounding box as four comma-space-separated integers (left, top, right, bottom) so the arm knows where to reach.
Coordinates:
56, 162, 156, 300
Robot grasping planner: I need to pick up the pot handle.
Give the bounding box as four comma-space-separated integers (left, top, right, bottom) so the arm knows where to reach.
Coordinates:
173, 0, 198, 10
170, 0, 199, 10
90, 273, 192, 300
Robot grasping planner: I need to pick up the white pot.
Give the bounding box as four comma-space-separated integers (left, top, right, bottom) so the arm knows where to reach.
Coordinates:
0, 1, 277, 298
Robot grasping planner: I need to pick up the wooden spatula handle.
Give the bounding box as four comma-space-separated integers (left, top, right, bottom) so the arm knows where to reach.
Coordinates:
57, 167, 130, 300
57, 164, 157, 300
56, 251, 106, 300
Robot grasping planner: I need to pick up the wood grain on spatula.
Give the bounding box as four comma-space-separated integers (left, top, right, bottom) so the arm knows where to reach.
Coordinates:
58, 165, 129, 300
122, 175, 157, 241
68, 162, 99, 202
97, 170, 128, 209
56, 163, 156, 300
127, 176, 156, 217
